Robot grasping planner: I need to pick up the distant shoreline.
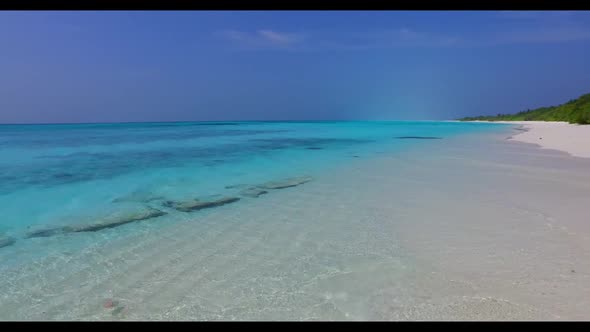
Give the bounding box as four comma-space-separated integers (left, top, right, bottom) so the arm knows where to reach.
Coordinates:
0, 120, 473, 126
464, 120, 590, 158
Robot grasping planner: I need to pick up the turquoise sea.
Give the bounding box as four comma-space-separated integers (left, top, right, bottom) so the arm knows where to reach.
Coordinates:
1, 121, 505, 239
0, 121, 519, 320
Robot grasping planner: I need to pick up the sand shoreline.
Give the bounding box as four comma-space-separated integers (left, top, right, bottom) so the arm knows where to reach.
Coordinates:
466, 121, 590, 159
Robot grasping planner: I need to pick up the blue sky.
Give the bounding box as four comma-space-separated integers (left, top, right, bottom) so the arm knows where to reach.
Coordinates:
1, 11, 590, 123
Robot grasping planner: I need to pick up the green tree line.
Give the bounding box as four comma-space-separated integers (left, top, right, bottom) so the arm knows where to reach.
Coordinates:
459, 93, 590, 124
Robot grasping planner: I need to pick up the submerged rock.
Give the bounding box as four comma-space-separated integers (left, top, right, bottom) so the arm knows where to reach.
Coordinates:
224, 184, 250, 190
395, 136, 442, 139
239, 187, 268, 198
64, 207, 167, 233
112, 191, 166, 203
163, 196, 240, 212
25, 226, 66, 239
0, 236, 16, 249
258, 176, 313, 190
305, 147, 323, 150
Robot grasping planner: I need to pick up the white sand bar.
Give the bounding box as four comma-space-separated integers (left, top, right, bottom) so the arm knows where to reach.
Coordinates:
493, 121, 590, 159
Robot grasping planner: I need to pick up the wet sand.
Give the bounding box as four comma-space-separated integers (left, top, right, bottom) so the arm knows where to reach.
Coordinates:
479, 121, 590, 159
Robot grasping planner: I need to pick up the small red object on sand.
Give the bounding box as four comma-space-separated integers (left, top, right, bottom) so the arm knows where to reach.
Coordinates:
103, 299, 115, 308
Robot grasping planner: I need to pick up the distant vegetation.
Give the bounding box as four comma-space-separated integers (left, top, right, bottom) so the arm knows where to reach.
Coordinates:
459, 93, 590, 124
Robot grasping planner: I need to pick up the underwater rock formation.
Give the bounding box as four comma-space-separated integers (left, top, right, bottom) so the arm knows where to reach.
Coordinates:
239, 187, 268, 198
163, 196, 240, 212
224, 184, 250, 190
258, 176, 313, 190
112, 191, 166, 203
64, 207, 167, 233
0, 236, 16, 249
25, 226, 65, 238
25, 207, 167, 237
395, 136, 442, 139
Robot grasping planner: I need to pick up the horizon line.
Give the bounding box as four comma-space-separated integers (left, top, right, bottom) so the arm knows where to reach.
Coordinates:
0, 119, 459, 126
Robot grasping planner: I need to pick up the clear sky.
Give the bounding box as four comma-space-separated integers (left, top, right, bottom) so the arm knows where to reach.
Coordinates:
1, 11, 590, 123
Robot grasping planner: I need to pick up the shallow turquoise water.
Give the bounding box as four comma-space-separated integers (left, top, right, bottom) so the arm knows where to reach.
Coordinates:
1, 120, 538, 320
0, 121, 507, 244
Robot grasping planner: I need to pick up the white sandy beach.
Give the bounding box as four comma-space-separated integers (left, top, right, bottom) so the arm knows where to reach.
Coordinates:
481, 121, 590, 159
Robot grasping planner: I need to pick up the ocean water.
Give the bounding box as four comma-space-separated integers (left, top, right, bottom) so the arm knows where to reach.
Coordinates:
0, 121, 505, 238
0, 121, 527, 320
